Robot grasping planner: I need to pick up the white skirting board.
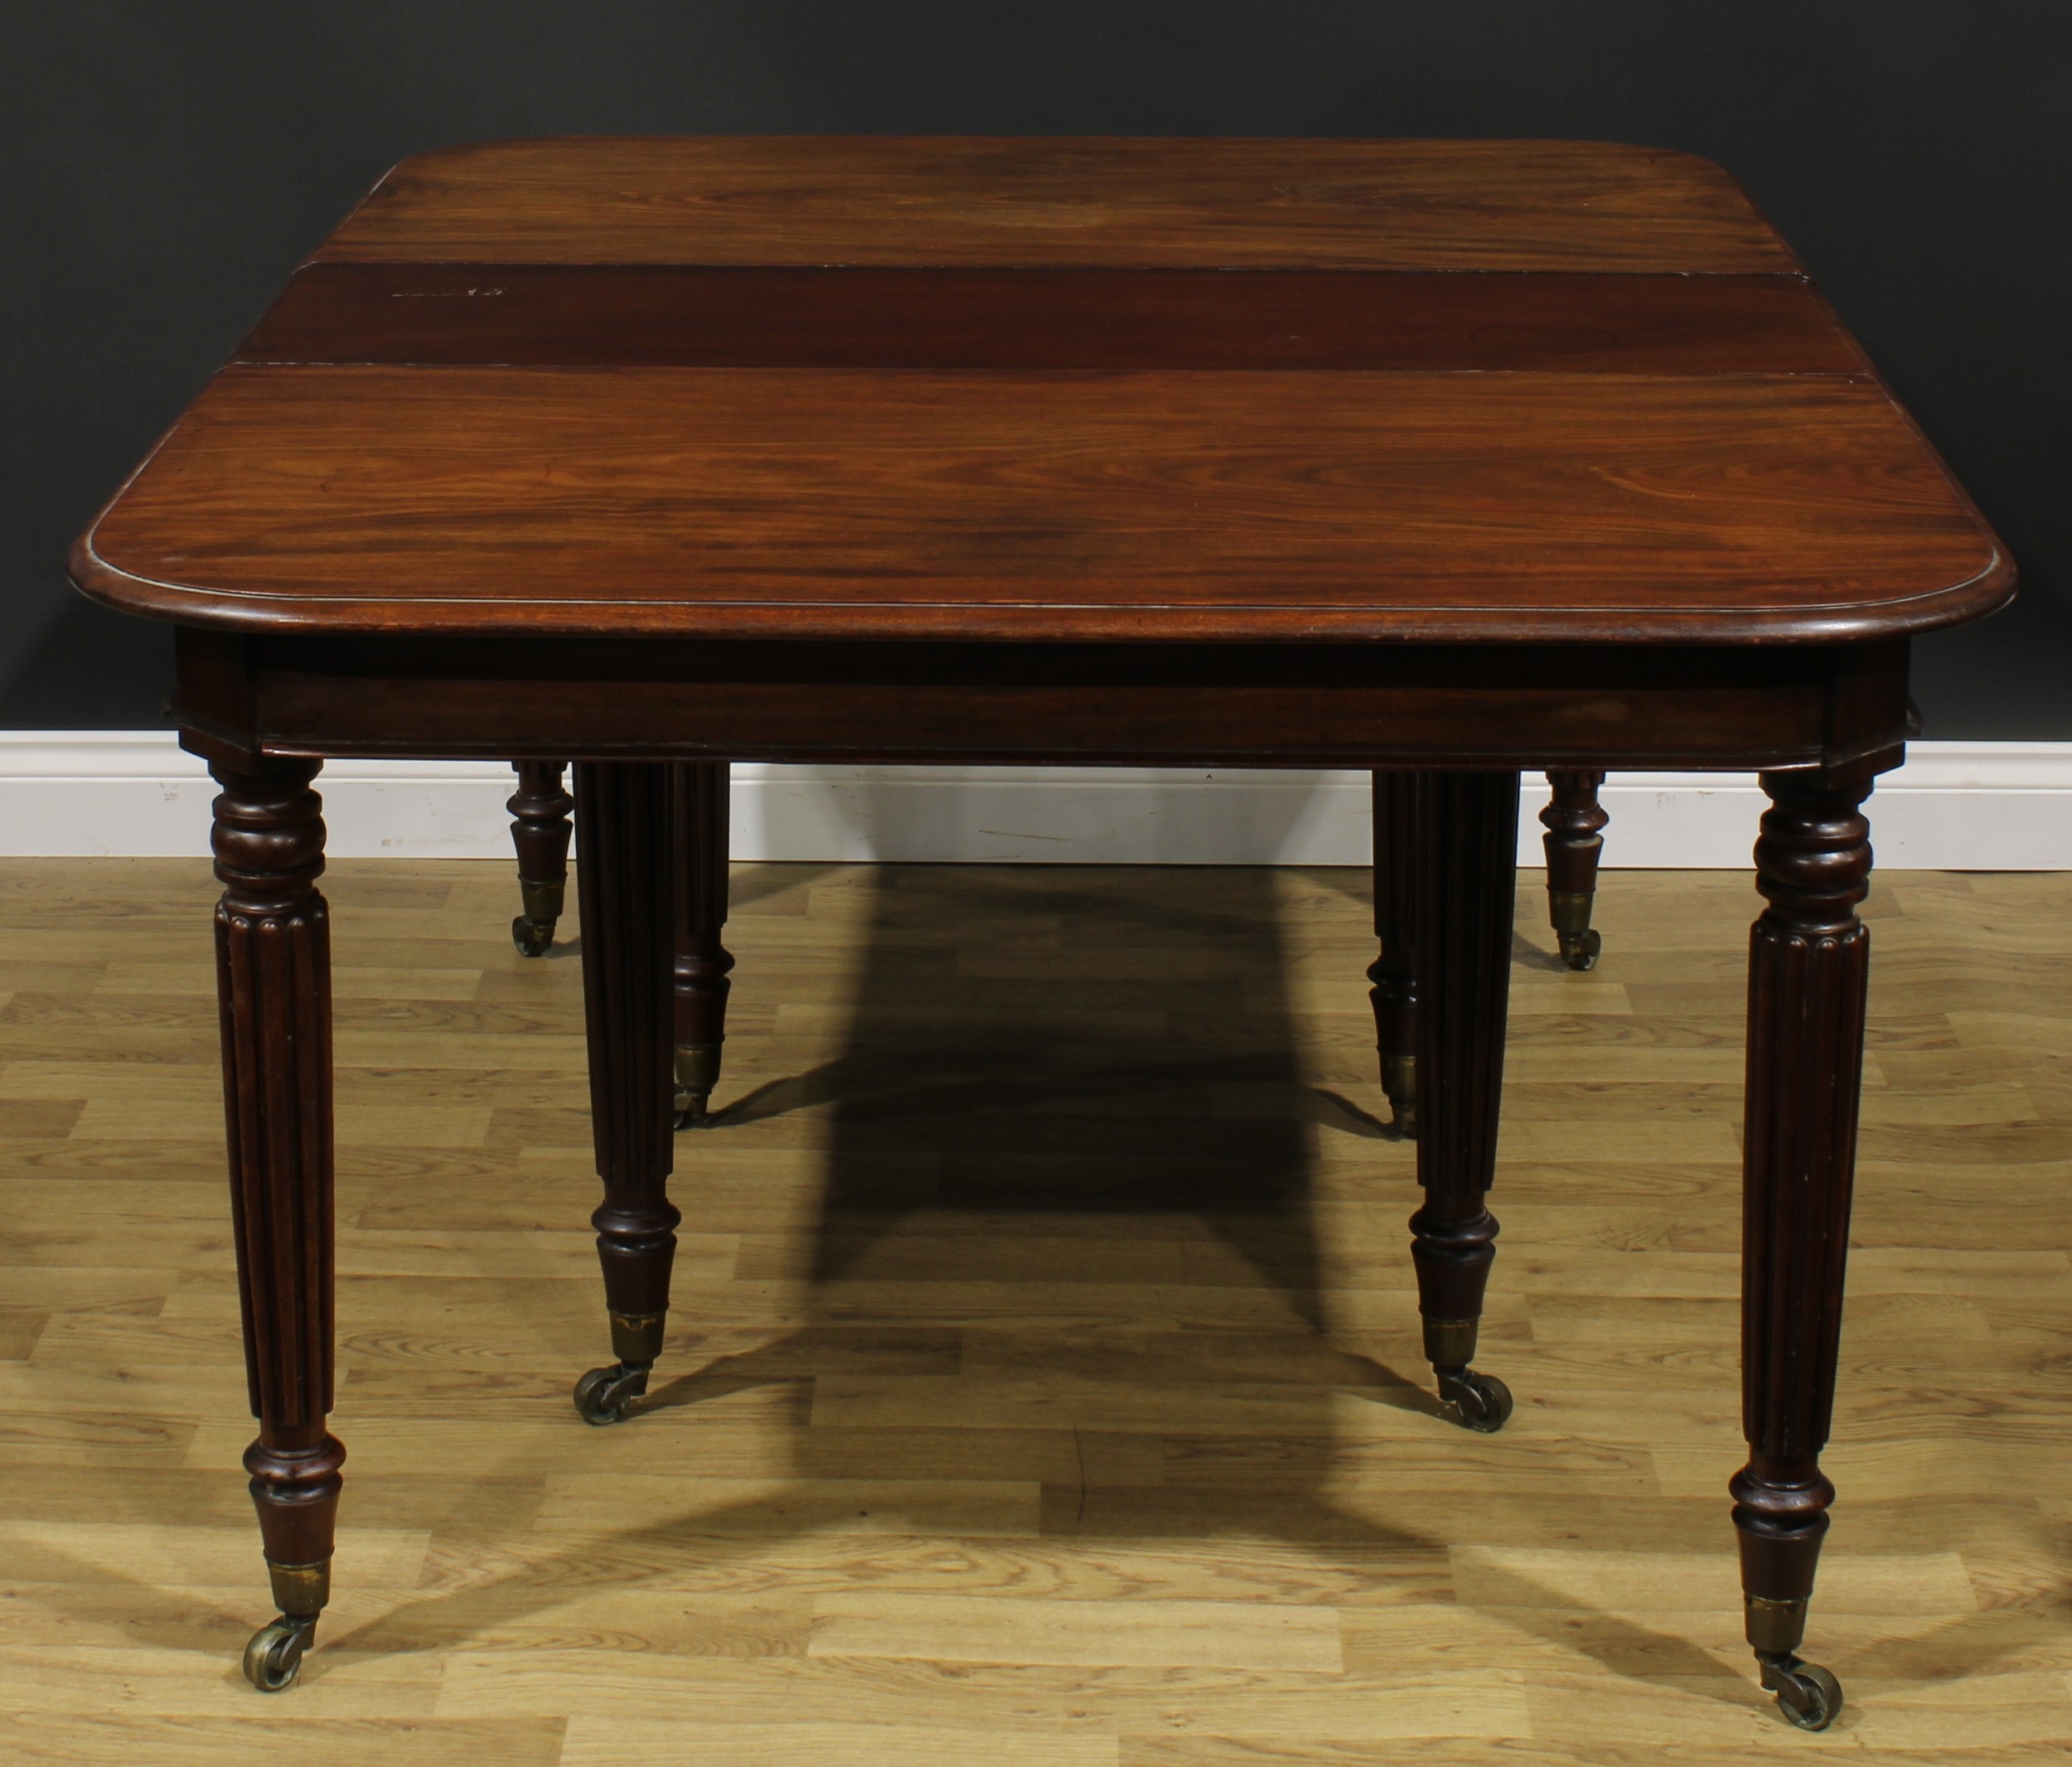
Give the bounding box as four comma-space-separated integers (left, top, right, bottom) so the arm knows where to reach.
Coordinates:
2, 733, 2070, 868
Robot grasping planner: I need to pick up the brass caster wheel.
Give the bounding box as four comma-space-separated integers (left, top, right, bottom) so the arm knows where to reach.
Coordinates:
1439, 1368, 1513, 1433
1761, 1656, 1842, 1731
1556, 927, 1602, 971
674, 1092, 711, 1131
574, 1361, 649, 1426
242, 1615, 317, 1692
511, 915, 554, 957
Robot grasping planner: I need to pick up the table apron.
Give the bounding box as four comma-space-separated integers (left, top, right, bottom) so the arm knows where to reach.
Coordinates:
173, 630, 1910, 775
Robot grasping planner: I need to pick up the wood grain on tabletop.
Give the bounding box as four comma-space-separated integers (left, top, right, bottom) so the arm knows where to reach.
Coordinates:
312, 137, 1803, 272
67, 135, 2013, 646
2, 855, 2070, 1761
75, 368, 2002, 643
239, 264, 1869, 375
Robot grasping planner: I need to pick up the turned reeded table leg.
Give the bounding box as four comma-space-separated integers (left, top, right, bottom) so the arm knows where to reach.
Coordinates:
1731, 765, 1875, 1731
571, 762, 680, 1424
508, 760, 574, 956
1542, 768, 1609, 971
1409, 770, 1519, 1431
672, 762, 734, 1127
1368, 771, 1421, 1135
211, 758, 341, 1692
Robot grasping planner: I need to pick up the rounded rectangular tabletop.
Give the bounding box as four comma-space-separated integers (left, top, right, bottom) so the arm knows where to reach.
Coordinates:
72, 137, 2011, 646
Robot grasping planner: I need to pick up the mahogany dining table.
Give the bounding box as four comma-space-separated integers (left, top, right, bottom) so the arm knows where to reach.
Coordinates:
67, 136, 2012, 1726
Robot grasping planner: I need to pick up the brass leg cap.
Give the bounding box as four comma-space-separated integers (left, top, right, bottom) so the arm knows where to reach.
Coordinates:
1380, 1053, 1417, 1137
518, 879, 566, 926
266, 1557, 330, 1618
675, 1043, 724, 1128
1744, 1593, 1808, 1655
1422, 1315, 1479, 1370
608, 1309, 667, 1367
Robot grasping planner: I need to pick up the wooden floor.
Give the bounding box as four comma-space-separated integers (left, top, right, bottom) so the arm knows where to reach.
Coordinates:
2, 858, 2070, 1762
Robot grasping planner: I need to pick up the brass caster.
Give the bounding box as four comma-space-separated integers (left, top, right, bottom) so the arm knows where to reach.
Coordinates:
674, 1043, 722, 1130
1556, 927, 1601, 971
1760, 1654, 1843, 1731
511, 914, 555, 957
242, 1615, 317, 1692
1439, 1368, 1513, 1433
574, 1361, 649, 1426
1380, 1053, 1416, 1139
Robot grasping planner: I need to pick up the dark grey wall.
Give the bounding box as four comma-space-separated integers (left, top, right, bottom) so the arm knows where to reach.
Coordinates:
7, 2, 2069, 733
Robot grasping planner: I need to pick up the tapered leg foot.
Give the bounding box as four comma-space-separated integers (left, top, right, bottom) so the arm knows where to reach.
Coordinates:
1542, 769, 1608, 971
672, 763, 733, 1128
1415, 1212, 1512, 1433
1407, 772, 1520, 1426
508, 761, 574, 956
574, 762, 680, 1419
1369, 772, 1421, 1135
1732, 763, 1876, 1725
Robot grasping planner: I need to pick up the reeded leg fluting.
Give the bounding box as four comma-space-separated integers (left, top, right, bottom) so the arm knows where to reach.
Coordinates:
508, 760, 574, 956
572, 762, 680, 1423
1732, 765, 1876, 1730
1368, 771, 1421, 1135
1409, 770, 1519, 1431
673, 762, 734, 1127
1542, 768, 1608, 971
211, 758, 342, 1691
